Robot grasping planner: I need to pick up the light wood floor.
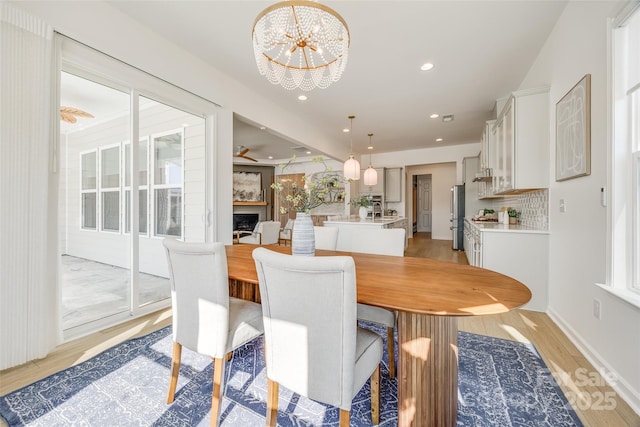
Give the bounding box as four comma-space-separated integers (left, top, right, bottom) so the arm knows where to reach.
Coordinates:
1, 234, 638, 426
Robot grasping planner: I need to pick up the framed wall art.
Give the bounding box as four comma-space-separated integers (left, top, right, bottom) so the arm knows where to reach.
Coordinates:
233, 171, 262, 202
556, 74, 591, 181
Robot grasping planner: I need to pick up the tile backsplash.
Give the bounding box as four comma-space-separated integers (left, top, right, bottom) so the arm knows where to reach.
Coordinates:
493, 189, 549, 230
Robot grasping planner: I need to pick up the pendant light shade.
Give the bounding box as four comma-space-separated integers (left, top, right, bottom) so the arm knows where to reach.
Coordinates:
363, 132, 377, 186
344, 156, 361, 180
363, 166, 377, 186
343, 115, 360, 180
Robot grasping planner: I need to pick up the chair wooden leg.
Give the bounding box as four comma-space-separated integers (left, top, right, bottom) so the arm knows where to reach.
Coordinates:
387, 326, 396, 379
166, 342, 182, 404
226, 352, 232, 362
339, 409, 350, 427
266, 379, 279, 427
210, 357, 225, 427
370, 364, 380, 425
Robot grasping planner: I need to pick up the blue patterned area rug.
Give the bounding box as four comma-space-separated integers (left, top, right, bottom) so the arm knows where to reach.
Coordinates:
0, 324, 582, 426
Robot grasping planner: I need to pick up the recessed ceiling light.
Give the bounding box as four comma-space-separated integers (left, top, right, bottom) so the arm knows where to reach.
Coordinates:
306, 151, 311, 154
259, 126, 266, 130
420, 62, 435, 71
343, 128, 350, 133
429, 113, 439, 119
268, 156, 273, 159
436, 138, 443, 142
298, 95, 308, 101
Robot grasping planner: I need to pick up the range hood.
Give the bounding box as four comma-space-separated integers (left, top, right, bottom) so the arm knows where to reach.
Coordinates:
472, 168, 493, 182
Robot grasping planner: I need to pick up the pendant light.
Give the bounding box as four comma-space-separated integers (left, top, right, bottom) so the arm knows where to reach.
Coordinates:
363, 133, 378, 186
343, 115, 360, 180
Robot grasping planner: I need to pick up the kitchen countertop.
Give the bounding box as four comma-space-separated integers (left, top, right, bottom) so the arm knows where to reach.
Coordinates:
324, 216, 407, 225
465, 218, 549, 234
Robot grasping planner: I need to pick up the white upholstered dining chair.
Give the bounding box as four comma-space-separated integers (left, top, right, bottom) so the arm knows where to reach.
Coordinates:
252, 247, 382, 427
162, 239, 264, 427
278, 218, 294, 245
313, 225, 339, 250
350, 227, 406, 379
238, 221, 281, 245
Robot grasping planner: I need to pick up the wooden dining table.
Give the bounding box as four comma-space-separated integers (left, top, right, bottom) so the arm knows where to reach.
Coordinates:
225, 244, 531, 427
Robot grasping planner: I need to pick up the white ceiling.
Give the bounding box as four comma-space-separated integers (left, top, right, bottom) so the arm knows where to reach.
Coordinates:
65, 1, 568, 162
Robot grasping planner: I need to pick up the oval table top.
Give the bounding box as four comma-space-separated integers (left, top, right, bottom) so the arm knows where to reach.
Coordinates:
226, 244, 531, 317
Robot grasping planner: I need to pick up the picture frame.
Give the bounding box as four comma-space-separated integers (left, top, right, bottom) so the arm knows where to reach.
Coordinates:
555, 74, 591, 181
233, 171, 262, 202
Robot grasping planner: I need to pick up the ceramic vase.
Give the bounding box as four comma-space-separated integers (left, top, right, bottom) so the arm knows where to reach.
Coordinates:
292, 212, 315, 256
359, 206, 368, 220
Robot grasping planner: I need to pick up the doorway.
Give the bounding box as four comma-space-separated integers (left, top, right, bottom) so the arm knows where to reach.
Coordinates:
59, 36, 220, 338
416, 174, 432, 232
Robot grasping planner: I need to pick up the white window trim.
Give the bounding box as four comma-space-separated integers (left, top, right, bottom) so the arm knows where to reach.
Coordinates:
99, 143, 121, 233
79, 149, 97, 231
123, 137, 150, 237
603, 6, 640, 310
150, 128, 184, 239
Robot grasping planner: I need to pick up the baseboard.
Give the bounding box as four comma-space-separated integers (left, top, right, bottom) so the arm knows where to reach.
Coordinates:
547, 307, 640, 417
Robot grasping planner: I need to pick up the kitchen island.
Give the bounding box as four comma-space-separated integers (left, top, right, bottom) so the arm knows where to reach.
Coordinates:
323, 215, 408, 251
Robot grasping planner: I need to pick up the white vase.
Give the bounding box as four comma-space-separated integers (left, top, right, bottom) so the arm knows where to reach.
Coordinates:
359, 206, 368, 220
292, 212, 315, 256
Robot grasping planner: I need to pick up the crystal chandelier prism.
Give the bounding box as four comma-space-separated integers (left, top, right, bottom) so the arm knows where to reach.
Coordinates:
252, 0, 350, 91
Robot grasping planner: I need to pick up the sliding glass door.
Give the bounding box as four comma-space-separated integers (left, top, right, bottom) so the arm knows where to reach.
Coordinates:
59, 37, 217, 337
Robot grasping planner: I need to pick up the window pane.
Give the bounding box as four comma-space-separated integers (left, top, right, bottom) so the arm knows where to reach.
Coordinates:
155, 188, 182, 236
82, 192, 96, 229
102, 191, 120, 231
125, 189, 148, 234
81, 152, 96, 190
125, 140, 148, 187
101, 146, 120, 188
154, 133, 182, 185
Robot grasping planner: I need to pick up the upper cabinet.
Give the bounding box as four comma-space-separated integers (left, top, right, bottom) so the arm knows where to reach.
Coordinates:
492, 87, 549, 194
384, 167, 402, 202
359, 167, 384, 194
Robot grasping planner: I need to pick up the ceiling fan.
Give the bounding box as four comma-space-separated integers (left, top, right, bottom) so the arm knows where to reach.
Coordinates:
60, 106, 94, 124
234, 146, 258, 162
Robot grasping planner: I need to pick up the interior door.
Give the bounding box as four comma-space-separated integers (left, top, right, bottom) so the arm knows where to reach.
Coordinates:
417, 175, 432, 232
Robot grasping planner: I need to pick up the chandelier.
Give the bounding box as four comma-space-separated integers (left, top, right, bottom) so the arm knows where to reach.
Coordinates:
252, 0, 350, 91
363, 133, 378, 186
343, 115, 360, 180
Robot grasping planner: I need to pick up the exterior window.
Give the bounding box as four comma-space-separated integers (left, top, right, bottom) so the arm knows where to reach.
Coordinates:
153, 130, 183, 237
80, 151, 97, 229
124, 139, 149, 234
100, 145, 120, 232
610, 5, 640, 298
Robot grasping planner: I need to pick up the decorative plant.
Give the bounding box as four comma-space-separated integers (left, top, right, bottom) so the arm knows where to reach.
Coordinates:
349, 194, 372, 208
271, 156, 347, 214
507, 207, 520, 218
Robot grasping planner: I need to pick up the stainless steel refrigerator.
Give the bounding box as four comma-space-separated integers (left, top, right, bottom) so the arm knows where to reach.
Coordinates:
450, 185, 465, 250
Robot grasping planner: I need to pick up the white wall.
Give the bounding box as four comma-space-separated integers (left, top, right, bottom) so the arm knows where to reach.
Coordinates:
519, 1, 640, 412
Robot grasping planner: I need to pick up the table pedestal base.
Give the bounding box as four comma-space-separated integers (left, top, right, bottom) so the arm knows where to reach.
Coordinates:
397, 313, 458, 427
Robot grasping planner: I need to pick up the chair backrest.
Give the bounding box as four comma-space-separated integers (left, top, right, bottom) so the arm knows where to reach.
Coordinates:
252, 247, 358, 409
259, 221, 281, 244
314, 226, 339, 250
162, 239, 229, 358
283, 218, 295, 231
350, 228, 405, 256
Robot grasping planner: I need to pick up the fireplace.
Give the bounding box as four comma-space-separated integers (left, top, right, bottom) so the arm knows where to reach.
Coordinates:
233, 213, 259, 232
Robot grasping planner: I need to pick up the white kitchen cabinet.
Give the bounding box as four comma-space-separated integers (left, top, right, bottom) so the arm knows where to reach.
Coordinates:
384, 167, 402, 202
359, 167, 384, 195
493, 87, 549, 194
466, 221, 548, 312
480, 119, 496, 172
